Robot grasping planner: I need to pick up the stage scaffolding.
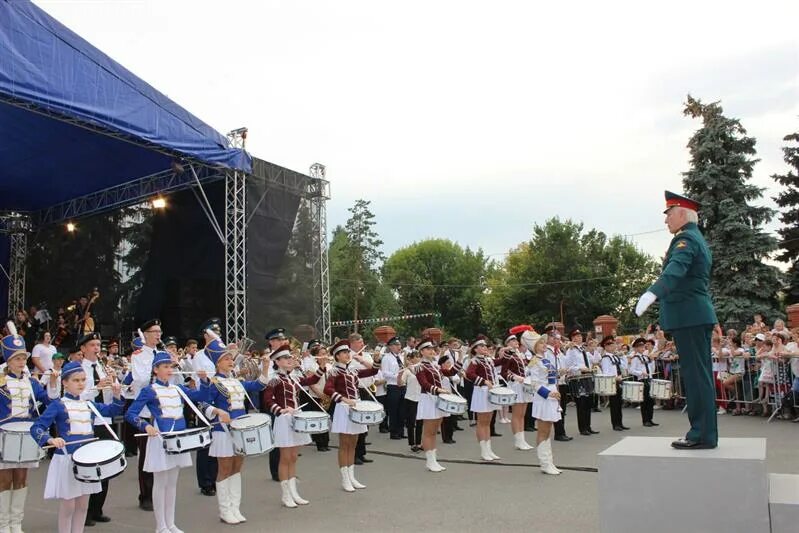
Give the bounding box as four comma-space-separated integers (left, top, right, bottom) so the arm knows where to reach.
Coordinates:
1, 159, 330, 342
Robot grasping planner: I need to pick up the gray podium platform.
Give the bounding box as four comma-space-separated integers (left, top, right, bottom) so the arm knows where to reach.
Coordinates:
598, 437, 769, 533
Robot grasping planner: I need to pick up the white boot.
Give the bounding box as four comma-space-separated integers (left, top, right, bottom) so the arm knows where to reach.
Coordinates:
340, 467, 355, 493
9, 487, 25, 533
486, 440, 500, 460
215, 478, 240, 525
514, 432, 534, 451
280, 481, 297, 508
0, 490, 11, 533
347, 465, 366, 489
425, 450, 445, 472
538, 439, 561, 475
288, 478, 308, 505
228, 473, 246, 522
479, 440, 494, 461
432, 450, 447, 471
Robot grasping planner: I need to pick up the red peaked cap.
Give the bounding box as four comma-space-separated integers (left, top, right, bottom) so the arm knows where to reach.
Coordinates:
664, 190, 699, 213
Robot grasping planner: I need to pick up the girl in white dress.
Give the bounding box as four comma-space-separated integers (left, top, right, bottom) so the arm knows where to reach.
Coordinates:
528, 335, 562, 475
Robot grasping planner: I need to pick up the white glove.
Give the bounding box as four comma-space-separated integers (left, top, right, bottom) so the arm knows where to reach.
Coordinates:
635, 291, 657, 317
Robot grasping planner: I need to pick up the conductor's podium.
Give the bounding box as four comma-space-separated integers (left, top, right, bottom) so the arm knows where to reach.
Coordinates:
598, 437, 769, 533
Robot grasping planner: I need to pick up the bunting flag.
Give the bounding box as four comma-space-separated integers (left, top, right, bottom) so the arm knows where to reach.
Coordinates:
331, 312, 440, 327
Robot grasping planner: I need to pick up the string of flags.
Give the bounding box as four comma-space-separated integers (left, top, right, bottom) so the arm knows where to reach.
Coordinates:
331, 312, 441, 327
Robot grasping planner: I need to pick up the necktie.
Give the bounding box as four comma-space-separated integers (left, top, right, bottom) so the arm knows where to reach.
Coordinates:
91, 363, 102, 402
395, 354, 403, 369
582, 348, 589, 368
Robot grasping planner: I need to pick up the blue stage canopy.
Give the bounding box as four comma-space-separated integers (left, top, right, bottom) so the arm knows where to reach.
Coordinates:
0, 0, 251, 212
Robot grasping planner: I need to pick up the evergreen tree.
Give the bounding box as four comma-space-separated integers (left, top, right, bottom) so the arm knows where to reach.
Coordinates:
682, 95, 781, 323
771, 132, 799, 305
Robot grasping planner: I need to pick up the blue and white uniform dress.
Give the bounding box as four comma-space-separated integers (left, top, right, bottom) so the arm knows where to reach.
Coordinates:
125, 352, 211, 472
30, 363, 124, 500
203, 373, 268, 458
529, 355, 562, 422
0, 370, 53, 470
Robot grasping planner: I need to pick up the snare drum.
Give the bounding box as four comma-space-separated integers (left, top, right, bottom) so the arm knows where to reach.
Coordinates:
229, 413, 275, 456
488, 386, 517, 406
161, 427, 212, 455
593, 375, 617, 397
521, 379, 536, 396
0, 422, 45, 464
292, 411, 330, 434
348, 401, 385, 425
650, 379, 673, 400
621, 381, 644, 403
72, 440, 127, 483
567, 374, 595, 397
436, 393, 467, 415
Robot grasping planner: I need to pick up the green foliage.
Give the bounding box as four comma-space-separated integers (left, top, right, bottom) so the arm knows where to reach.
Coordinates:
771, 132, 799, 305
682, 95, 782, 322
481, 218, 659, 334
382, 239, 490, 339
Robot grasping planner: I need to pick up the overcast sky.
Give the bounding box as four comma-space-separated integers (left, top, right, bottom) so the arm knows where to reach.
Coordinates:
35, 0, 799, 262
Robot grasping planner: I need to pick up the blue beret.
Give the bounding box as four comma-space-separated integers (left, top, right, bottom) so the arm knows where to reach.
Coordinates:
152, 351, 173, 368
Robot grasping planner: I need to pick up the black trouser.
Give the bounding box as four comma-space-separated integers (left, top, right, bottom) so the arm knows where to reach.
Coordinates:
641, 381, 654, 423
525, 402, 536, 430
386, 385, 405, 437
490, 410, 497, 435
576, 395, 592, 432
122, 399, 138, 455
463, 381, 474, 420
592, 393, 600, 410
441, 414, 455, 442
609, 387, 623, 427
137, 420, 153, 504
554, 384, 569, 437
404, 399, 422, 446
89, 425, 113, 518
356, 389, 370, 458
196, 446, 217, 489
377, 394, 389, 432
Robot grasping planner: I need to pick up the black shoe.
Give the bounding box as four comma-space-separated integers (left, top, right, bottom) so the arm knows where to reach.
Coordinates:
389, 435, 403, 440
200, 486, 216, 496
364, 441, 372, 445
524, 425, 536, 432
592, 408, 602, 413
613, 426, 624, 431
588, 429, 600, 434
490, 432, 502, 437
580, 430, 591, 436
271, 475, 280, 482
554, 435, 572, 442
649, 421, 659, 426
85, 517, 96, 527
410, 445, 422, 452
379, 428, 389, 433
671, 438, 717, 450
620, 425, 630, 430
643, 421, 655, 427
138, 500, 153, 511
317, 446, 331, 452
124, 451, 137, 458
442, 439, 456, 444
92, 514, 111, 523
454, 425, 464, 431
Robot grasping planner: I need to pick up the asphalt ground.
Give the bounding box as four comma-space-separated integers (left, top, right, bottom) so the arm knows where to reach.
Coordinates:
20, 407, 798, 532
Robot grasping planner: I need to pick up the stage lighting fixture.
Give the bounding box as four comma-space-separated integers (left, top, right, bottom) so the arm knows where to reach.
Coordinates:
152, 197, 167, 209
66, 222, 76, 232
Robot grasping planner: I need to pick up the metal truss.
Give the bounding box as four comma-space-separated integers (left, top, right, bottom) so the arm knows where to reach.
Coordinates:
225, 170, 247, 342
308, 163, 331, 342
0, 212, 31, 314
32, 164, 226, 226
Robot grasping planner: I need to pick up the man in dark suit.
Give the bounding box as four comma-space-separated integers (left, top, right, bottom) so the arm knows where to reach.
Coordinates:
636, 190, 718, 449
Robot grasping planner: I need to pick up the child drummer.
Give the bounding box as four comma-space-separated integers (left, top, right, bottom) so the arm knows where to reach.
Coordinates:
0, 323, 54, 532
262, 343, 327, 508
323, 340, 378, 493
629, 338, 659, 428
599, 336, 629, 431
29, 361, 124, 533
201, 338, 270, 525
125, 351, 212, 533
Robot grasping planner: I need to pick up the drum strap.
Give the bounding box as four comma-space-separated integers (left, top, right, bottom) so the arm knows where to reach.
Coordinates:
174, 386, 212, 427
86, 401, 120, 441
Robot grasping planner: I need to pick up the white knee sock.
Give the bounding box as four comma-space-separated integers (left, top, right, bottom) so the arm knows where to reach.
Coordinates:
58, 497, 76, 533
153, 470, 169, 530
164, 468, 179, 527
70, 495, 89, 533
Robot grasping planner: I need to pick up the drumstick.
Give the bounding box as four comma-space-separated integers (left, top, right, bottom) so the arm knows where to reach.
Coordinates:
43, 437, 97, 449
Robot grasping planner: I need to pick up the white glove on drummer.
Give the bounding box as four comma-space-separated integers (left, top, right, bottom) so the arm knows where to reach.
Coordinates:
635, 291, 657, 316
